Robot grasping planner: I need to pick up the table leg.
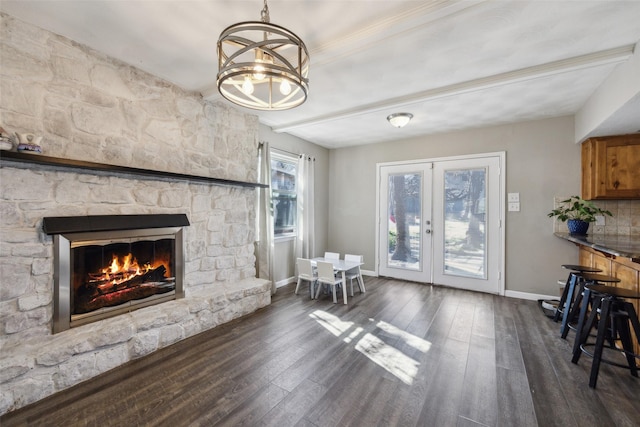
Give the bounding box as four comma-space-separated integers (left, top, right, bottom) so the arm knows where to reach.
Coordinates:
342, 271, 348, 304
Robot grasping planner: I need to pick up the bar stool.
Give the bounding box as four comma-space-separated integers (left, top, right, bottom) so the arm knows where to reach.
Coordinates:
568, 273, 620, 353
554, 264, 601, 338
571, 283, 640, 388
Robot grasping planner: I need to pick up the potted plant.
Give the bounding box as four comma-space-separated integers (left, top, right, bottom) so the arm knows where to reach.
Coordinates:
547, 195, 612, 235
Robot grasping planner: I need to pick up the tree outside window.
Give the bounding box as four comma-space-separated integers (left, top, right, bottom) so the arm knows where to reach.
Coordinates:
271, 154, 297, 237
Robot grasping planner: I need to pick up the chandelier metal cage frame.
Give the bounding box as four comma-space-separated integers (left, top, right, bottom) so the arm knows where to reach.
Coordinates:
216, 2, 310, 111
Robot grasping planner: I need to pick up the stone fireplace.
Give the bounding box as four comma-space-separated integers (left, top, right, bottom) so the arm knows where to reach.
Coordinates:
0, 13, 271, 416
44, 214, 189, 333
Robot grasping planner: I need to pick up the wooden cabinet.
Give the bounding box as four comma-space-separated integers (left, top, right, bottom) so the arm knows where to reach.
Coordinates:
581, 133, 640, 200
579, 246, 640, 354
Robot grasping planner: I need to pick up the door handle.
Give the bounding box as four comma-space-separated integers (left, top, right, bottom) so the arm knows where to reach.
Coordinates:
425, 229, 431, 234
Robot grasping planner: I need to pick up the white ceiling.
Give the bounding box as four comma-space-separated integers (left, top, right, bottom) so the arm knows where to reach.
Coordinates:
2, 1, 640, 149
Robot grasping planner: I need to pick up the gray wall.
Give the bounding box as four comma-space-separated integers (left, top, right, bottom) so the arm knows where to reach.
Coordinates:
327, 116, 581, 297
259, 124, 330, 284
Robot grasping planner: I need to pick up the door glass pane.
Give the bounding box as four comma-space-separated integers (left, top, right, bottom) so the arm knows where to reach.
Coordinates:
387, 173, 422, 270
443, 168, 487, 279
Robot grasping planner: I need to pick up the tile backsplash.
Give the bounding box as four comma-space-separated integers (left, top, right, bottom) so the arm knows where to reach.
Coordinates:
552, 198, 640, 235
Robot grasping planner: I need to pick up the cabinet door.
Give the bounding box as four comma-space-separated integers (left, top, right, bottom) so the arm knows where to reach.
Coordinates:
582, 134, 640, 200
592, 251, 611, 274
579, 248, 592, 268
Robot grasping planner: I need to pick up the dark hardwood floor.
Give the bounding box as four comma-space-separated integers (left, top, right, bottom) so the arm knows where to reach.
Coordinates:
3, 277, 639, 426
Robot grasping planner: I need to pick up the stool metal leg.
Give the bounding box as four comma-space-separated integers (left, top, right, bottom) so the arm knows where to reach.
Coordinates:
561, 277, 584, 339
589, 297, 612, 388
554, 272, 575, 322
614, 310, 638, 377
622, 301, 640, 374
572, 288, 597, 359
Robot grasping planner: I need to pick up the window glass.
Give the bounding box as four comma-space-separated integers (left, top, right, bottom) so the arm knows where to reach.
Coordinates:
271, 154, 297, 237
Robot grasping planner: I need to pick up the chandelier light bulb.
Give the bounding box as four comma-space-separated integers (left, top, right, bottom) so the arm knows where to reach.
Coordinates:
253, 62, 266, 80
280, 79, 292, 95
242, 76, 254, 95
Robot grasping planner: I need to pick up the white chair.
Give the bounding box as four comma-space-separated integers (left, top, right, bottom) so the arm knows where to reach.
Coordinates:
295, 258, 317, 298
315, 261, 343, 303
344, 254, 365, 296
324, 252, 340, 260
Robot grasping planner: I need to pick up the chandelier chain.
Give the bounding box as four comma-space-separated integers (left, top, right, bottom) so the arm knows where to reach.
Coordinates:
261, 0, 270, 23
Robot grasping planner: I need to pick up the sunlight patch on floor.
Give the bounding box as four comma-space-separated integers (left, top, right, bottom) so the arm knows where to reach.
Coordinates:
309, 310, 354, 337
355, 333, 419, 385
375, 320, 432, 353
309, 310, 432, 385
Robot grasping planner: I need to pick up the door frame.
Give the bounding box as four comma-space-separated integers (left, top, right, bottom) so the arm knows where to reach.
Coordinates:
375, 151, 506, 296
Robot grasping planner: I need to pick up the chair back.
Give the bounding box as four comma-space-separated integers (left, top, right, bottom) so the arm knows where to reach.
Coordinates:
317, 261, 337, 284
345, 254, 363, 264
297, 258, 314, 280
324, 252, 340, 260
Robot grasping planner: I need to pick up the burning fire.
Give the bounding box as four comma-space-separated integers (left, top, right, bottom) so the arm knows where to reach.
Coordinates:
103, 254, 149, 283
94, 253, 170, 288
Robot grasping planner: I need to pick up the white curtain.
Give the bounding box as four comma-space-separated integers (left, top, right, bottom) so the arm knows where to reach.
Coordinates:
256, 142, 276, 294
296, 154, 315, 259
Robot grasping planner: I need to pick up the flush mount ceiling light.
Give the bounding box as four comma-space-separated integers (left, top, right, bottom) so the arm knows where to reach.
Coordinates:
216, 0, 310, 111
387, 113, 413, 128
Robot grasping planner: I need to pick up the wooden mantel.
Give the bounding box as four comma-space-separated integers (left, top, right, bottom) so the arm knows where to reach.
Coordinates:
0, 151, 268, 189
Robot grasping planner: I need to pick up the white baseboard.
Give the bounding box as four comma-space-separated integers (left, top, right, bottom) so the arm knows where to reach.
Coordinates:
504, 290, 559, 301
283, 272, 557, 302
276, 277, 296, 288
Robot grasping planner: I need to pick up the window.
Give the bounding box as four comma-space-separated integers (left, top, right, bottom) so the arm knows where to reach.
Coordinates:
271, 153, 297, 237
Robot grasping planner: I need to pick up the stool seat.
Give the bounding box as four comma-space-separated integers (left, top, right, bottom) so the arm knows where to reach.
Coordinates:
562, 264, 602, 273
585, 283, 637, 299
580, 272, 621, 283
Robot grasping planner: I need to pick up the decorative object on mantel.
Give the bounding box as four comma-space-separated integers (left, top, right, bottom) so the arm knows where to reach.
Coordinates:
0, 126, 13, 151
216, 0, 309, 111
15, 132, 42, 154
547, 195, 612, 235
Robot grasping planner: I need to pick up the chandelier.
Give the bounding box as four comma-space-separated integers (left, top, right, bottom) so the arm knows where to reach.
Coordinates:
216, 0, 310, 111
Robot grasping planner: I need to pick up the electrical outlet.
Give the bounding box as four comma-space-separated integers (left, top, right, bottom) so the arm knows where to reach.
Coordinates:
508, 192, 520, 202
595, 215, 606, 226
508, 202, 520, 212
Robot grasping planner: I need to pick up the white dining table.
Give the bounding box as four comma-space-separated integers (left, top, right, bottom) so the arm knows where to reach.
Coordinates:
311, 257, 364, 304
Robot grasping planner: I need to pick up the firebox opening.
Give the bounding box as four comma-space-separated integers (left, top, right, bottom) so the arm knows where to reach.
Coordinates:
46, 214, 188, 334
72, 237, 176, 315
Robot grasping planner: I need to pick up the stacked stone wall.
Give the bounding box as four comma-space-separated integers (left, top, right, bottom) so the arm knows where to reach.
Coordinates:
0, 13, 269, 415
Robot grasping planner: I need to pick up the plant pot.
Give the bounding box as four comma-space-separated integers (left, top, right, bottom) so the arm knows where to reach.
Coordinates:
567, 219, 589, 235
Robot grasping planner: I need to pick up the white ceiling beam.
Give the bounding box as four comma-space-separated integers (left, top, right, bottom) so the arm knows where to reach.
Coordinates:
271, 45, 635, 133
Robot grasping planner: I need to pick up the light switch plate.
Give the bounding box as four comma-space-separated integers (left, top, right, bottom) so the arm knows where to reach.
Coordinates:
508, 202, 520, 212
595, 215, 605, 226
508, 192, 520, 202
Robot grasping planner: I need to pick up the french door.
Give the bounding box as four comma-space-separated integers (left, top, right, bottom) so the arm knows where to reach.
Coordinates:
378, 163, 433, 282
377, 154, 504, 295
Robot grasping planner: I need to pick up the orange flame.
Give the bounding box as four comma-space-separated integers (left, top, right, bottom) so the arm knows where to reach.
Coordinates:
96, 253, 170, 288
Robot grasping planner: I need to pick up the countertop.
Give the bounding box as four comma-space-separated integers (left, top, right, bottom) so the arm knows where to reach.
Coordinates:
554, 232, 640, 261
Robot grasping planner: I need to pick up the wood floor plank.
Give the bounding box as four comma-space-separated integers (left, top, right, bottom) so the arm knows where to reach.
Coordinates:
496, 365, 538, 426
458, 334, 499, 427
414, 338, 470, 426
3, 278, 639, 427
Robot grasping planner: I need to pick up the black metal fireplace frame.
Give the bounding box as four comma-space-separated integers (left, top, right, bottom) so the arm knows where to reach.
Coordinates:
44, 214, 189, 333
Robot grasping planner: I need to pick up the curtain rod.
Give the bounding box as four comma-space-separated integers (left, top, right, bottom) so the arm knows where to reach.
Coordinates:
259, 142, 315, 161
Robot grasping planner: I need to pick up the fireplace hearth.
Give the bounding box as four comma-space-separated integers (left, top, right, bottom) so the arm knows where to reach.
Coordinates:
44, 214, 189, 333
